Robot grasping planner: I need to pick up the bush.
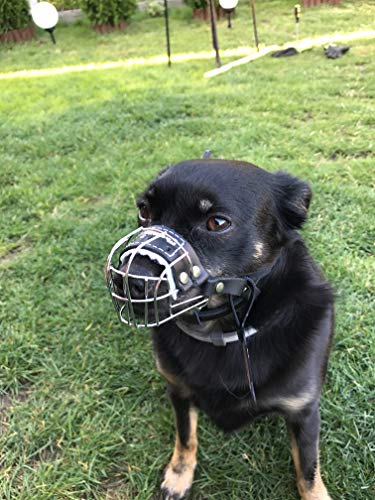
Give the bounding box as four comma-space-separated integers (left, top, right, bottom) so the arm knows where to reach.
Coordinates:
146, 0, 164, 18
183, 0, 218, 9
50, 0, 81, 10
80, 0, 137, 25
0, 0, 31, 35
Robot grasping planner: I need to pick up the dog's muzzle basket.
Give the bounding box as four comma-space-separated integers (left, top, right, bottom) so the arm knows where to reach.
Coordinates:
105, 226, 210, 328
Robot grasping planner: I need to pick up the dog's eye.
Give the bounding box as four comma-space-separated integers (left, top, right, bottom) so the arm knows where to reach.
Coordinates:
138, 204, 151, 222
206, 216, 231, 232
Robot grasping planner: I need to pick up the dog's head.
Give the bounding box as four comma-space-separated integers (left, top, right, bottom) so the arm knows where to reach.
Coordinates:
107, 159, 311, 326
135, 159, 311, 276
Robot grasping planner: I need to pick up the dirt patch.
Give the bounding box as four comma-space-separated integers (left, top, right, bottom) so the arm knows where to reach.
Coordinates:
0, 389, 30, 432
303, 111, 314, 121
100, 466, 141, 499
328, 150, 372, 160
29, 444, 62, 470
0, 240, 30, 266
88, 195, 109, 206
102, 478, 125, 500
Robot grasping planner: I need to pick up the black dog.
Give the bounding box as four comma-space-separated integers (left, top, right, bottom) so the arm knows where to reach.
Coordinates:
119, 159, 334, 499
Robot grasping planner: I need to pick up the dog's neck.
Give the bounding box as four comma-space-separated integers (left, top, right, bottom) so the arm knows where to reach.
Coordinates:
181, 293, 243, 330
174, 242, 298, 346
175, 265, 272, 346
176, 316, 257, 347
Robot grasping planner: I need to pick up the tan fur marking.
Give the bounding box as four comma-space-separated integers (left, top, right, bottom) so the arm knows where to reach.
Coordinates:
291, 437, 331, 500
269, 385, 316, 413
254, 241, 264, 259
161, 408, 198, 499
155, 356, 191, 396
199, 199, 213, 213
155, 358, 180, 386
293, 200, 308, 213
278, 391, 315, 412
291, 435, 302, 480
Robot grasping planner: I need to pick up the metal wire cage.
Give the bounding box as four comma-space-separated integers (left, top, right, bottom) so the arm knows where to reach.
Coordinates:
105, 226, 209, 328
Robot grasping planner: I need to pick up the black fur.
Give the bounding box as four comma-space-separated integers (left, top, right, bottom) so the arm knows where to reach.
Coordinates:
132, 159, 334, 497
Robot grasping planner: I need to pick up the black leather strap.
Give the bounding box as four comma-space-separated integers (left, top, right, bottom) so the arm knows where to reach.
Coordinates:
196, 262, 274, 322
202, 277, 249, 297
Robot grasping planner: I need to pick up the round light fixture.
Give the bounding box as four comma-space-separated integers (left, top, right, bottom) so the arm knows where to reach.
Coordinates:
31, 2, 59, 30
31, 2, 59, 44
219, 0, 238, 28
219, 0, 238, 10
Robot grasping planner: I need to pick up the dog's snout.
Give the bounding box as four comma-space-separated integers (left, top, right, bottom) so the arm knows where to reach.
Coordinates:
116, 255, 164, 299
129, 277, 148, 299
111, 271, 124, 295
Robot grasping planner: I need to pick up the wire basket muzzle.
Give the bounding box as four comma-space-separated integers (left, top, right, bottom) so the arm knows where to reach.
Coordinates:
105, 226, 210, 328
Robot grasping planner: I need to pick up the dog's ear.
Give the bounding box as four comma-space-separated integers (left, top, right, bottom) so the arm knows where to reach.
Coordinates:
273, 171, 312, 230
155, 165, 172, 180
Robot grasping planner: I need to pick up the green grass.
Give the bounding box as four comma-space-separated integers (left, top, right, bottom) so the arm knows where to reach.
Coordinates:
0, 1, 374, 498
1, 0, 374, 71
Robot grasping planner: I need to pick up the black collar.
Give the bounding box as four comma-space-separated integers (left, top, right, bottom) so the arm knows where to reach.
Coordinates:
175, 263, 274, 347
195, 261, 275, 323
176, 321, 258, 346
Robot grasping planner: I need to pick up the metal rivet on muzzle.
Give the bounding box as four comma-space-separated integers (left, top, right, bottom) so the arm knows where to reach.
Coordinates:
191, 266, 201, 279
179, 272, 189, 285
215, 282, 225, 294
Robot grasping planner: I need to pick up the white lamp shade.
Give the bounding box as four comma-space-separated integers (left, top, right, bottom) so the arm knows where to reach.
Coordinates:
31, 2, 59, 29
219, 0, 238, 10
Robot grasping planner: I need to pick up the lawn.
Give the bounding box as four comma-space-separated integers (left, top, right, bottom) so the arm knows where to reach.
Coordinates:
0, 1, 374, 499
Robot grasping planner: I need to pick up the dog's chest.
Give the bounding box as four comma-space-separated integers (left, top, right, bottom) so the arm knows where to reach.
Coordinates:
153, 332, 272, 427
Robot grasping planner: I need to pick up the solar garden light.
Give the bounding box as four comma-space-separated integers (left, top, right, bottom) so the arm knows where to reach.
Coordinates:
294, 4, 301, 40
31, 1, 59, 44
219, 0, 239, 29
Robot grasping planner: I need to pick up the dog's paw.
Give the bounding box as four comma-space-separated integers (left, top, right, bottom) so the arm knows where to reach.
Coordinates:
161, 486, 191, 500
161, 464, 194, 500
300, 492, 331, 500
298, 477, 332, 500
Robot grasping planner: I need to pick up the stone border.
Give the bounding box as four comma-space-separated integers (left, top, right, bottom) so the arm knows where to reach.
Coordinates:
58, 8, 84, 24
0, 25, 35, 43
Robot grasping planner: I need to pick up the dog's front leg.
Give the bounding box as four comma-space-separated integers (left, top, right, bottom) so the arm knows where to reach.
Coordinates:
287, 406, 331, 500
161, 389, 198, 500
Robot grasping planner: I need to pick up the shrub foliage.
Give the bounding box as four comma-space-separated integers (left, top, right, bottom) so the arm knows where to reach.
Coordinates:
0, 0, 31, 35
184, 0, 219, 9
50, 0, 81, 10
80, 0, 137, 25
146, 0, 164, 18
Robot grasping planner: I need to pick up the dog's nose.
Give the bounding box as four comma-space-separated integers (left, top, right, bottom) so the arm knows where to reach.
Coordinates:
112, 271, 158, 300
129, 277, 148, 299
117, 255, 165, 300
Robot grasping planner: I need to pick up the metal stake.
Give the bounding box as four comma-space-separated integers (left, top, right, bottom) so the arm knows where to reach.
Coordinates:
163, 0, 171, 67
209, 0, 221, 68
249, 0, 259, 52
227, 11, 232, 29
46, 27, 56, 44
294, 4, 301, 41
